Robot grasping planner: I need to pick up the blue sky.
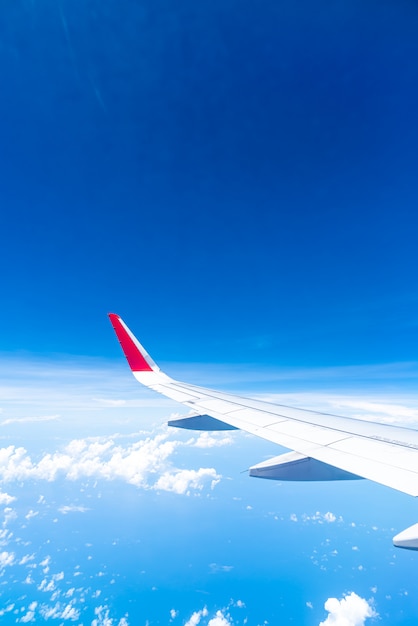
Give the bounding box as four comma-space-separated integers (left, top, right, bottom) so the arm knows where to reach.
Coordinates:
1, 0, 418, 366
1, 0, 418, 624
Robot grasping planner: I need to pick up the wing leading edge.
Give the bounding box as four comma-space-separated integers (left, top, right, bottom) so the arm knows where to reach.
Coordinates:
109, 314, 418, 547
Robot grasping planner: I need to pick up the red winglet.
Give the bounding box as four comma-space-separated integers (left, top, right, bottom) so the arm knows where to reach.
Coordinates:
108, 313, 154, 372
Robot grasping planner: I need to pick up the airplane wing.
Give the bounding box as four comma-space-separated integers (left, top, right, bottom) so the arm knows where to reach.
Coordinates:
108, 313, 418, 549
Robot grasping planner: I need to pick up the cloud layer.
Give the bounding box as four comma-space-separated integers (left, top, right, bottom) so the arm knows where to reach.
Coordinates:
0, 431, 227, 495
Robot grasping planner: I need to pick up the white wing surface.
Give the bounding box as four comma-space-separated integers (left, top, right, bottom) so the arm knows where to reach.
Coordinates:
108, 313, 418, 501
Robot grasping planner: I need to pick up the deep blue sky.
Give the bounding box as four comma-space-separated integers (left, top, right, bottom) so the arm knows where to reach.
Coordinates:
1, 0, 418, 369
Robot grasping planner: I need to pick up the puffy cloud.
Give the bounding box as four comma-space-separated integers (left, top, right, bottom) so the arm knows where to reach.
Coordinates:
155, 468, 221, 495
191, 432, 233, 448
0, 551, 15, 568
302, 511, 342, 524
208, 611, 232, 626
19, 602, 37, 623
19, 553, 35, 565
0, 433, 221, 495
319, 592, 377, 626
0, 491, 15, 505
39, 601, 80, 621
3, 507, 17, 527
38, 571, 64, 593
184, 607, 237, 626
0, 604, 15, 617
185, 607, 208, 626
0, 528, 12, 546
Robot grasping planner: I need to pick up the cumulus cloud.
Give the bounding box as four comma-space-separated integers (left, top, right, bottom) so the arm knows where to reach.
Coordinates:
155, 468, 220, 495
39, 601, 80, 622
91, 606, 128, 626
184, 607, 235, 626
185, 607, 208, 626
208, 610, 232, 626
0, 433, 221, 495
191, 432, 233, 448
19, 601, 37, 623
0, 551, 15, 568
19, 553, 35, 565
301, 511, 342, 524
0, 491, 15, 505
319, 592, 377, 626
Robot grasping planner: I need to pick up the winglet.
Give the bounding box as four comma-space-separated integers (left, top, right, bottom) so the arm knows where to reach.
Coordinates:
108, 313, 159, 372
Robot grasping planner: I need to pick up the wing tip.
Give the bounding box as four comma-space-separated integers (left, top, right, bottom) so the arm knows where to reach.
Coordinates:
108, 313, 155, 372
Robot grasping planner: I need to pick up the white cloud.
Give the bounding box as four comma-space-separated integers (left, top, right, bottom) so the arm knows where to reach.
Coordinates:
170, 609, 178, 619
191, 432, 233, 448
40, 556, 51, 568
209, 563, 234, 573
0, 491, 15, 505
0, 551, 15, 568
19, 553, 35, 565
3, 507, 17, 527
208, 610, 232, 626
319, 592, 377, 626
185, 607, 208, 626
25, 509, 39, 520
302, 511, 341, 524
91, 605, 129, 626
0, 603, 15, 617
155, 468, 221, 495
19, 602, 38, 623
59, 505, 90, 514
0, 433, 221, 495
39, 601, 80, 622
